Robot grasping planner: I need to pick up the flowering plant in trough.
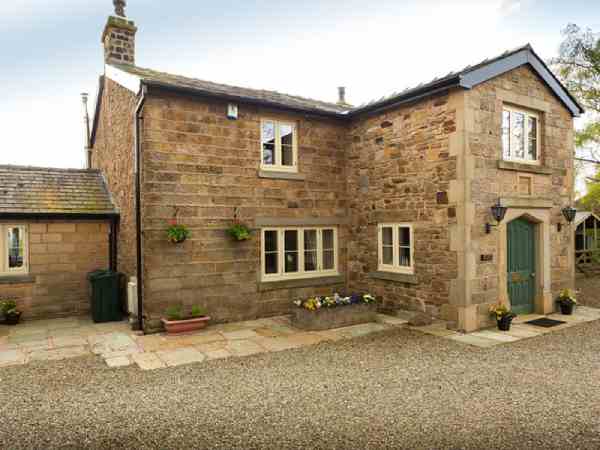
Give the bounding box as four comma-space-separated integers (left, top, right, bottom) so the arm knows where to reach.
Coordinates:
294, 293, 376, 311
166, 217, 191, 244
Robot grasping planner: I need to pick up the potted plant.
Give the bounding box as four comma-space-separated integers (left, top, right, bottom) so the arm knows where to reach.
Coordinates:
226, 207, 251, 241
161, 305, 210, 335
1, 299, 22, 326
557, 289, 577, 315
489, 303, 516, 331
167, 218, 191, 244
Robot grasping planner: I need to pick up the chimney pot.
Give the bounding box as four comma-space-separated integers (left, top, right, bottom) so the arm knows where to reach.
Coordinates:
337, 86, 347, 105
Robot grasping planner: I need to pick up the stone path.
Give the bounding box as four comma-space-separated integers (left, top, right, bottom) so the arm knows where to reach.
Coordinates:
410, 306, 600, 347
2, 307, 599, 371
0, 314, 408, 371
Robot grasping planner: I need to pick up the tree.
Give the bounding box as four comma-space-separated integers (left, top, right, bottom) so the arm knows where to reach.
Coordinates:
552, 24, 600, 208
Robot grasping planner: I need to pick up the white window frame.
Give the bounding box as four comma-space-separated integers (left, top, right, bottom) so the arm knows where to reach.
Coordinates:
377, 223, 414, 274
260, 119, 298, 173
0, 224, 29, 276
261, 227, 338, 281
502, 105, 540, 165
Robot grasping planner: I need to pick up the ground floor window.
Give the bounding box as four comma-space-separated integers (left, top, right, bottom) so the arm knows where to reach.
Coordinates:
378, 223, 413, 274
261, 227, 337, 281
0, 225, 28, 275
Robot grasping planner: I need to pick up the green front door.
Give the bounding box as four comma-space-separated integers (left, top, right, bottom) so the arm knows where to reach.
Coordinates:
507, 218, 536, 315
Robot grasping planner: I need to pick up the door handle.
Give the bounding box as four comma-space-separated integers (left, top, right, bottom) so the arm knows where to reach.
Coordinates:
531, 273, 536, 277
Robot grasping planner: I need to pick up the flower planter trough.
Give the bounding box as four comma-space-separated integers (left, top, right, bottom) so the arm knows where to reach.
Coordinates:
291, 303, 377, 331
161, 316, 211, 335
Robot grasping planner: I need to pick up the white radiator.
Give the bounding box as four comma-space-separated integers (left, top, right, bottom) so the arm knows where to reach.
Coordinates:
127, 277, 138, 316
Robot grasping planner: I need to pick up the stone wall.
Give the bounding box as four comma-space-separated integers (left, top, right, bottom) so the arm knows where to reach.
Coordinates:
463, 65, 575, 329
0, 221, 110, 319
139, 92, 349, 326
346, 92, 460, 318
92, 78, 137, 280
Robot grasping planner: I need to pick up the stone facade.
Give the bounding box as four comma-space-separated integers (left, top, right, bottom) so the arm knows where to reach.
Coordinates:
92, 55, 575, 332
0, 221, 110, 319
456, 66, 575, 330
92, 78, 138, 279
138, 93, 349, 327
346, 92, 459, 318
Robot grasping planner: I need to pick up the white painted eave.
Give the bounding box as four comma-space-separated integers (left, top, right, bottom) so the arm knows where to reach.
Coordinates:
105, 64, 142, 94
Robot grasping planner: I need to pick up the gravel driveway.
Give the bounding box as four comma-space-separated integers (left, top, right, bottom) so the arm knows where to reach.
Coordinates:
1, 322, 600, 450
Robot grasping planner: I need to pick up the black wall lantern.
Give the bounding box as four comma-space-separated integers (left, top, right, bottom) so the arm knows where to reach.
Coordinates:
485, 200, 508, 234
558, 206, 577, 231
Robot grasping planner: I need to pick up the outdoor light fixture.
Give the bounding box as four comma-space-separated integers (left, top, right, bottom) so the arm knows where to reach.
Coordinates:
485, 200, 508, 234
557, 206, 577, 232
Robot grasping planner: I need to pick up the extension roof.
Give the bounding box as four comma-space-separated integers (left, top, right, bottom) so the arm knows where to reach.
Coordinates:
0, 165, 118, 219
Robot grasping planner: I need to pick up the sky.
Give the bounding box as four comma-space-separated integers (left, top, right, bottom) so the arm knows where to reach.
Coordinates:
0, 0, 598, 175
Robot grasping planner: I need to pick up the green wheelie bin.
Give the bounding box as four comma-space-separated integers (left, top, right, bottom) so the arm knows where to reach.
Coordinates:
88, 270, 122, 323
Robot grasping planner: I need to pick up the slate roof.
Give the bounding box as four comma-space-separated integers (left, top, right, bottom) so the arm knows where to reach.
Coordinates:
108, 43, 584, 118
0, 165, 118, 216
111, 63, 350, 115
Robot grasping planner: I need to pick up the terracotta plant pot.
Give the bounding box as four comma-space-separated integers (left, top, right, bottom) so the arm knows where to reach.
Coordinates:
497, 316, 513, 331
4, 312, 22, 326
559, 302, 574, 315
161, 316, 210, 334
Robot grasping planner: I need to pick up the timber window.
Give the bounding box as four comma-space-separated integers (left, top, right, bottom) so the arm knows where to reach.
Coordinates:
261, 227, 337, 281
502, 106, 540, 164
378, 223, 413, 274
260, 120, 298, 172
0, 225, 28, 276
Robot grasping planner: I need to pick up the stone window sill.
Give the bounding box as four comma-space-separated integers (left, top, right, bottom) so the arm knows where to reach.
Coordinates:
258, 275, 345, 292
0, 274, 36, 285
369, 271, 418, 284
258, 170, 306, 181
497, 160, 554, 175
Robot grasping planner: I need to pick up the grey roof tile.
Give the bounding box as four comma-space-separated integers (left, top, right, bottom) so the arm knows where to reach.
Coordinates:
0, 166, 118, 215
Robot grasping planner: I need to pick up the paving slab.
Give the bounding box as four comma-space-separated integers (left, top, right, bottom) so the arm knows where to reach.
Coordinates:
447, 334, 500, 348
376, 314, 409, 327
174, 332, 225, 346
132, 352, 166, 371
222, 329, 260, 340
203, 349, 232, 360
157, 348, 206, 367
194, 341, 228, 353
29, 346, 88, 361
253, 336, 303, 352
337, 322, 389, 338
470, 330, 521, 343
504, 326, 543, 339
0, 349, 26, 366
52, 335, 88, 348
105, 356, 132, 368
18, 338, 52, 352
226, 339, 265, 357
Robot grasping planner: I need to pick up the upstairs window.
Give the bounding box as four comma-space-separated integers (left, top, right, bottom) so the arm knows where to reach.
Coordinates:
261, 120, 297, 172
502, 106, 539, 164
378, 223, 413, 274
261, 227, 337, 281
0, 225, 28, 276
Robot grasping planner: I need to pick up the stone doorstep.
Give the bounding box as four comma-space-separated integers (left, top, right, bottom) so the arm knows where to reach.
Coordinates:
131, 352, 166, 370
447, 334, 501, 348
105, 356, 133, 368
469, 330, 521, 343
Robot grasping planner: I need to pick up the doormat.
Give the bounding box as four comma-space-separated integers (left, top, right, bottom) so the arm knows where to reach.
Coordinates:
525, 318, 566, 328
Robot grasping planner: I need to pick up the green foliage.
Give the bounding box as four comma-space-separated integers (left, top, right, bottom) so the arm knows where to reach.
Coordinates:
579, 172, 600, 210
227, 223, 251, 241
558, 289, 578, 305
164, 305, 182, 321
167, 224, 191, 244
0, 299, 19, 316
190, 305, 207, 318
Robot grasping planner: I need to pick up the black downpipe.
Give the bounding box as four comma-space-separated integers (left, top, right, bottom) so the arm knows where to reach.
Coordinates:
134, 86, 147, 332
109, 217, 119, 271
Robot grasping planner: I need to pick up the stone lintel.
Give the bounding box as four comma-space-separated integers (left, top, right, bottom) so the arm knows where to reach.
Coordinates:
500, 197, 554, 209
258, 275, 345, 292
497, 160, 555, 175
255, 217, 349, 227
368, 271, 418, 284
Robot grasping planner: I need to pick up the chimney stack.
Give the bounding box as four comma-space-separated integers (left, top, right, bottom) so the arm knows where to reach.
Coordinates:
102, 0, 137, 66
337, 86, 348, 106
81, 93, 92, 169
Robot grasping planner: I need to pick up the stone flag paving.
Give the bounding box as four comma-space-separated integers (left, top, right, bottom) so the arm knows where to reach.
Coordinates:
0, 314, 407, 371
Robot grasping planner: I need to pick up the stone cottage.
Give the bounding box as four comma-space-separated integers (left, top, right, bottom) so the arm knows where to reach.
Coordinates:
89, 5, 583, 333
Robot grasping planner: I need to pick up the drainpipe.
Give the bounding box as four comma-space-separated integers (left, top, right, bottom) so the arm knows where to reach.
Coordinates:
109, 216, 119, 272
134, 84, 147, 332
